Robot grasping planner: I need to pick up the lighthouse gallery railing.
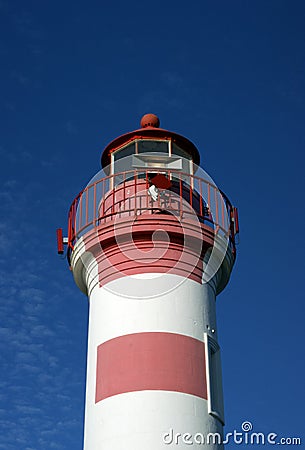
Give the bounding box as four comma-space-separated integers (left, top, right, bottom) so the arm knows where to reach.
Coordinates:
67, 169, 238, 259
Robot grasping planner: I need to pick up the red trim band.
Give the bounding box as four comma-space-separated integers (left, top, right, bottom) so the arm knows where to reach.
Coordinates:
95, 332, 207, 403
83, 215, 214, 287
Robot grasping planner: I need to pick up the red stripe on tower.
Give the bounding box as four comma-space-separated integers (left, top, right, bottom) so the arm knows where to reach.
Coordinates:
95, 332, 207, 403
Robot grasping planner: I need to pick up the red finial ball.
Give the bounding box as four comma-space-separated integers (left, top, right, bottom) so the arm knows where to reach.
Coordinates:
140, 113, 160, 128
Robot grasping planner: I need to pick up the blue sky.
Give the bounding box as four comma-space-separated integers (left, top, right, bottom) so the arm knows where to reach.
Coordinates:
0, 1, 304, 448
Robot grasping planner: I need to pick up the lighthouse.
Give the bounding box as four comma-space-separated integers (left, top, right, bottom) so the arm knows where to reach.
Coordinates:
58, 114, 239, 449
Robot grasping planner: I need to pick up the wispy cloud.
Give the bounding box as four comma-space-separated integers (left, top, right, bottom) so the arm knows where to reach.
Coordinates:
0, 179, 85, 448
64, 120, 78, 135
161, 71, 184, 89
11, 70, 29, 86
12, 10, 45, 40
0, 145, 33, 164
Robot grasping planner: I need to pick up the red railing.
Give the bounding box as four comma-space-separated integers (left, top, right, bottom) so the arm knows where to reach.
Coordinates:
67, 169, 238, 259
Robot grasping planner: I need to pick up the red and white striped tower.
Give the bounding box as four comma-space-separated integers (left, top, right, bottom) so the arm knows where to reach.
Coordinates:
60, 114, 239, 449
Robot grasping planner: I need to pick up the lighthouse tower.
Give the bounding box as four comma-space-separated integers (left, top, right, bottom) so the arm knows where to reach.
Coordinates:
60, 114, 238, 449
